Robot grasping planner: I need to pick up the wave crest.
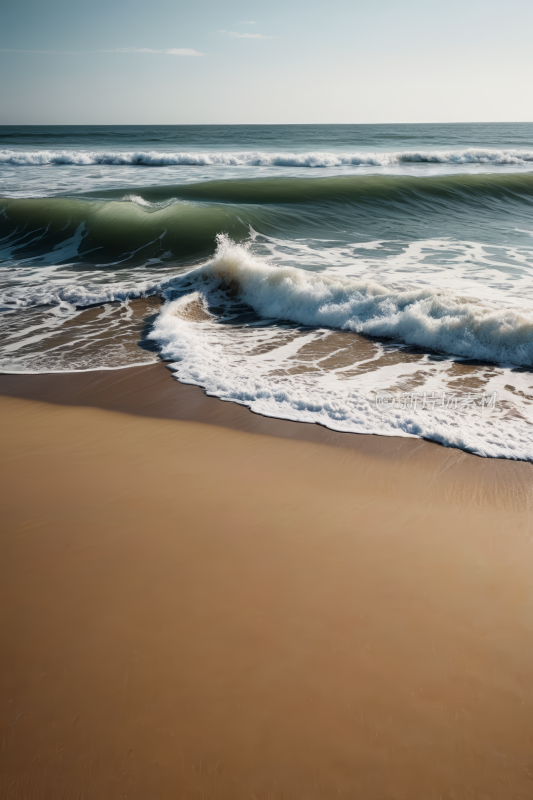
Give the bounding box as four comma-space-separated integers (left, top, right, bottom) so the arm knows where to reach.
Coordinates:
181, 235, 533, 368
4, 148, 533, 167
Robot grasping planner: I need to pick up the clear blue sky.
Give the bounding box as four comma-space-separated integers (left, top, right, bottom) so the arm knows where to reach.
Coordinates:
1, 0, 532, 124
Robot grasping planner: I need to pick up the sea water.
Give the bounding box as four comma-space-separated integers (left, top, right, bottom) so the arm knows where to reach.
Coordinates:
1, 123, 532, 459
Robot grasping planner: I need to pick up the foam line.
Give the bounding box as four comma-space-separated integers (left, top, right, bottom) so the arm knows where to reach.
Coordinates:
3, 148, 533, 167
179, 235, 533, 368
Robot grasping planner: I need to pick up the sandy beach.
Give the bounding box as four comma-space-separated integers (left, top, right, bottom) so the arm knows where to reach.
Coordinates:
1, 364, 533, 798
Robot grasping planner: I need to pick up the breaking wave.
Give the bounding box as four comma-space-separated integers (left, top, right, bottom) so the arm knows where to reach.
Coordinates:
4, 148, 533, 167
163, 235, 533, 369
146, 237, 533, 460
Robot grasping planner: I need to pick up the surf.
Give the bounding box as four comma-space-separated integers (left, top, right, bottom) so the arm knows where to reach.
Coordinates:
147, 240, 533, 461
159, 234, 533, 369
4, 147, 533, 168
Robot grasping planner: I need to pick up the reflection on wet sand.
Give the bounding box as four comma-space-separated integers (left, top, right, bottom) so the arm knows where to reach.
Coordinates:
1, 297, 163, 370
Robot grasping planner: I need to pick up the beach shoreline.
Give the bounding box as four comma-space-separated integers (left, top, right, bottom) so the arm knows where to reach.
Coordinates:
1, 364, 533, 797
1, 361, 532, 478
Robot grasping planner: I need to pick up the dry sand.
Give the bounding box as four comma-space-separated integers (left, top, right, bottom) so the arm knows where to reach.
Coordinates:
1, 365, 533, 799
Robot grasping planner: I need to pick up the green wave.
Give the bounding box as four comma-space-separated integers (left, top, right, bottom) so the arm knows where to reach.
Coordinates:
2, 172, 533, 268
0, 196, 256, 266
87, 172, 533, 206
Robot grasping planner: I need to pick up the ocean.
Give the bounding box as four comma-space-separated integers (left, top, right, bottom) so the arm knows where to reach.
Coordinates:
1, 123, 532, 459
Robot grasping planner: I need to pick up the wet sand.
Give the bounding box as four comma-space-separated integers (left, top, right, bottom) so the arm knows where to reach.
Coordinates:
1, 365, 533, 798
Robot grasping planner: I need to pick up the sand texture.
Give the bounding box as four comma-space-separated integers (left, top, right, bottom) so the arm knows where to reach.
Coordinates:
1, 367, 533, 798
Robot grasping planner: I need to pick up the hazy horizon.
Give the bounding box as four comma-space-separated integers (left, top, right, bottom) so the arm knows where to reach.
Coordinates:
1, 122, 532, 127
1, 0, 532, 126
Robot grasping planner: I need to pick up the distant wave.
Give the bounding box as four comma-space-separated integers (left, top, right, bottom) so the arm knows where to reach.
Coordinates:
129, 172, 533, 206
3, 148, 533, 167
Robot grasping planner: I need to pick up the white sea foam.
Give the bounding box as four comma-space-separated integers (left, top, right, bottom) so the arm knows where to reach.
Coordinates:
121, 193, 184, 210
0, 277, 164, 310
149, 290, 533, 461
183, 235, 533, 368
2, 232, 532, 457
3, 148, 533, 167
3, 234, 532, 368
139, 236, 533, 460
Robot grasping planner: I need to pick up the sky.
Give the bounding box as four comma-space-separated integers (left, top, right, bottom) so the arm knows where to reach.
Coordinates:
1, 0, 532, 124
